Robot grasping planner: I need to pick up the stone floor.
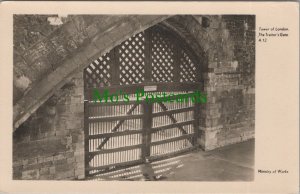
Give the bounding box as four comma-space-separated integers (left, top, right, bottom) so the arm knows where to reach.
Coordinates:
93, 139, 254, 181
164, 139, 255, 181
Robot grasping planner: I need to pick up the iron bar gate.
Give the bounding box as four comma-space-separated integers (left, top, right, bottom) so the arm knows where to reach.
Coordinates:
83, 25, 202, 179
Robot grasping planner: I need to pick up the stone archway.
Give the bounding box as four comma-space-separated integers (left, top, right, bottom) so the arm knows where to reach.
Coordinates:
13, 15, 171, 130
13, 15, 213, 131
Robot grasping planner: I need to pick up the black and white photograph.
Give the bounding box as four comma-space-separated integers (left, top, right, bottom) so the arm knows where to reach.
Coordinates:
0, 1, 298, 193
12, 14, 256, 181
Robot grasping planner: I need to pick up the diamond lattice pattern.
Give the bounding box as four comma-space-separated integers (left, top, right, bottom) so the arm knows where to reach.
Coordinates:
84, 27, 199, 88
151, 30, 175, 82
180, 51, 197, 82
84, 52, 112, 88
118, 32, 146, 85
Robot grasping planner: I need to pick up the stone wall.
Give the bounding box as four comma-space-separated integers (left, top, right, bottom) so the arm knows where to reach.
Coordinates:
13, 72, 84, 180
164, 15, 255, 150
196, 15, 255, 149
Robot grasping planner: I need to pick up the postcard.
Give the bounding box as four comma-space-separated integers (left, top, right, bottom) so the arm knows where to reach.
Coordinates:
0, 1, 298, 193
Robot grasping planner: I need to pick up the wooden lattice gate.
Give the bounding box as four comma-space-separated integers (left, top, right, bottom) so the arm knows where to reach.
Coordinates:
84, 25, 202, 179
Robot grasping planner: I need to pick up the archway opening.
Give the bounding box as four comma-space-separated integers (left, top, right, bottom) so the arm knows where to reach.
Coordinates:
83, 24, 204, 179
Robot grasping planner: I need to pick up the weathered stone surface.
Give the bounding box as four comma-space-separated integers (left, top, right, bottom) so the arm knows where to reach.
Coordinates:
14, 138, 66, 159
173, 15, 255, 150
13, 15, 62, 54
13, 71, 84, 180
13, 15, 169, 131
22, 169, 39, 180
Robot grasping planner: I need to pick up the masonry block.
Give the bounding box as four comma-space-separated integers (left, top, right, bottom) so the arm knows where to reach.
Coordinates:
40, 167, 50, 175
49, 166, 55, 174
22, 169, 39, 180
55, 169, 75, 180
53, 154, 66, 161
